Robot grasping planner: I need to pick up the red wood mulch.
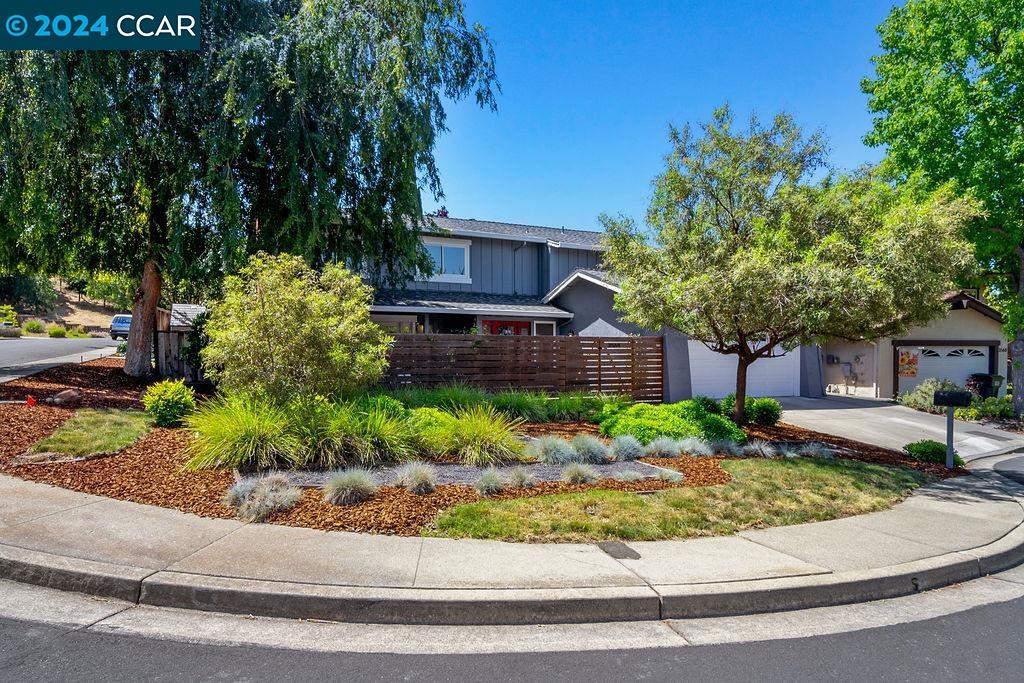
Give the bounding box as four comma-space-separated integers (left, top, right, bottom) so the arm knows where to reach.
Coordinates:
746, 422, 967, 479
0, 357, 148, 409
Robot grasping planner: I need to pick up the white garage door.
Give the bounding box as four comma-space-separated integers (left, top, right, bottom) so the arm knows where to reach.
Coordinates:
899, 346, 989, 393
688, 342, 801, 398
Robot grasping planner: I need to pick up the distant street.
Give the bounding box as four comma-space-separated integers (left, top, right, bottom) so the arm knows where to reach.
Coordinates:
0, 337, 118, 383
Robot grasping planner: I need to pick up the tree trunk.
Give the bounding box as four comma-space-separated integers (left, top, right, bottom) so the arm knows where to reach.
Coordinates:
733, 356, 750, 425
1013, 249, 1024, 417
123, 259, 161, 377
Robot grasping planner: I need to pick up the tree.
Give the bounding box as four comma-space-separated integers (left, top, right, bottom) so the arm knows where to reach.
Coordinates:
862, 0, 1024, 412
202, 253, 391, 401
603, 107, 979, 425
0, 0, 497, 376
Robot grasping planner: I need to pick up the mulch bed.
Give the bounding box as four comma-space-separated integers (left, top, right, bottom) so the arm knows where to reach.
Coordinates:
0, 404, 74, 460
0, 357, 149, 409
520, 420, 601, 439
746, 422, 968, 479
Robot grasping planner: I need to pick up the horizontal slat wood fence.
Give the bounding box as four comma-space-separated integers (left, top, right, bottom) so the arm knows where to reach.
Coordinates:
383, 334, 664, 401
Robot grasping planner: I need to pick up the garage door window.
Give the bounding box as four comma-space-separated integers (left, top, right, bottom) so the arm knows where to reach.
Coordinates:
947, 349, 984, 358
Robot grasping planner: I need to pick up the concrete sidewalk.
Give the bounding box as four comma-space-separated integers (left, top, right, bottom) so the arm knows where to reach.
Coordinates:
778, 395, 1024, 461
1, 457, 1024, 625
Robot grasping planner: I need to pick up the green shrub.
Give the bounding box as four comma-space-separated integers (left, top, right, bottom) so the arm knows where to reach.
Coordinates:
475, 467, 506, 496
0, 304, 16, 325
445, 405, 525, 467
222, 474, 301, 522
354, 394, 407, 418
610, 435, 644, 461
526, 435, 578, 464
143, 380, 196, 427
201, 253, 390, 401
186, 396, 299, 470
393, 461, 437, 494
571, 434, 610, 464
22, 320, 44, 333
66, 326, 90, 338
47, 325, 67, 338
903, 439, 964, 466
323, 468, 379, 505
488, 390, 550, 422
896, 378, 962, 415
563, 463, 599, 484
690, 395, 720, 414
955, 395, 1014, 421
746, 397, 782, 426
600, 404, 702, 444
508, 467, 538, 488
408, 407, 458, 456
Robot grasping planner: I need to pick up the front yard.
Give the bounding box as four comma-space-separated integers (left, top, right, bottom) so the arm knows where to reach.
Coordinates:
0, 358, 958, 541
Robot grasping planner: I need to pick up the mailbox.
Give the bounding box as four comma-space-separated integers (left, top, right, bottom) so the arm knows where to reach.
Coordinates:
933, 390, 973, 408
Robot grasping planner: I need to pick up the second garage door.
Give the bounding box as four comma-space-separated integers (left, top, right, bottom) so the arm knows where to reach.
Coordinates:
897, 346, 990, 394
688, 342, 801, 398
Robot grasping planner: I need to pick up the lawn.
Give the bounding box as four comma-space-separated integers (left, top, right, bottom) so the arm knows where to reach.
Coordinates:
32, 409, 151, 458
428, 457, 930, 542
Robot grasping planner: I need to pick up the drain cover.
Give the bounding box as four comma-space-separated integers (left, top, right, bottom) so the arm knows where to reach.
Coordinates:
596, 541, 641, 560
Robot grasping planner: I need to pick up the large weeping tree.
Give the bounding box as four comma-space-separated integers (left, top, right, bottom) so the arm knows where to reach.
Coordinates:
0, 0, 497, 376
603, 107, 979, 425
862, 0, 1024, 414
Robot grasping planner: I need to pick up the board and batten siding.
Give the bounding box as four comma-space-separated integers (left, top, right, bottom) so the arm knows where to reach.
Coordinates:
546, 246, 602, 291
404, 236, 542, 296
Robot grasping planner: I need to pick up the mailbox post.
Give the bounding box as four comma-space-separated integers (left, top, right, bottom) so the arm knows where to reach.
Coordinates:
933, 390, 973, 469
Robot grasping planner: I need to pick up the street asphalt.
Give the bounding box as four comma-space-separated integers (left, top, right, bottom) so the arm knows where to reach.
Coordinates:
0, 595, 1022, 681
0, 336, 118, 369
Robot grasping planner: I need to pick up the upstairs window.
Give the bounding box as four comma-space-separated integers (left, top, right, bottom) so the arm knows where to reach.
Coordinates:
421, 237, 471, 284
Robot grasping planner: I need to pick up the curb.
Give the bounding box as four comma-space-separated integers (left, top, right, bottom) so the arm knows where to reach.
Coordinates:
1, 473, 1024, 625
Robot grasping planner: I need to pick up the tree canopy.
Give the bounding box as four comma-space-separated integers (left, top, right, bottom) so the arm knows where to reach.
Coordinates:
0, 0, 497, 374
862, 0, 1024, 411
603, 107, 979, 424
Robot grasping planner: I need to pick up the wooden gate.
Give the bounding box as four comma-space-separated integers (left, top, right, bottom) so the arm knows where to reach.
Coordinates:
382, 334, 664, 401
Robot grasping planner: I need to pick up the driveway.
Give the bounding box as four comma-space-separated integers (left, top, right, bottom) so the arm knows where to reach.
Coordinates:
777, 395, 1024, 462
0, 337, 118, 384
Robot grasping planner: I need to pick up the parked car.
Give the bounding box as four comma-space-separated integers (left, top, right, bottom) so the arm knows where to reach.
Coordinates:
109, 314, 132, 340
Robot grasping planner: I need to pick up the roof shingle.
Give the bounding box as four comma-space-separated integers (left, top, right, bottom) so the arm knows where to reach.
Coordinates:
421, 216, 604, 249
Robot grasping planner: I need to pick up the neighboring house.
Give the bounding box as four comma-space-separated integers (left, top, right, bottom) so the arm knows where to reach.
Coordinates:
823, 291, 1007, 399
370, 216, 1004, 400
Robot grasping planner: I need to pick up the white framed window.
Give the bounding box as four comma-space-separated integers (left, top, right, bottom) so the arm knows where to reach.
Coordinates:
420, 236, 471, 284
533, 321, 556, 336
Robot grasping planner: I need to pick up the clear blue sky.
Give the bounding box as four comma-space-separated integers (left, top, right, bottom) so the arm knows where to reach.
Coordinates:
423, 0, 898, 232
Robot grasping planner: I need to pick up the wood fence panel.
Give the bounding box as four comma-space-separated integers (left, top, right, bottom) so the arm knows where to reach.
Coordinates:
382, 334, 664, 401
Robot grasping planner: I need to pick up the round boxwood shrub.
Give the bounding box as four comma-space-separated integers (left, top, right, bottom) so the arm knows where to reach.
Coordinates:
719, 394, 782, 426
143, 379, 197, 427
903, 439, 964, 467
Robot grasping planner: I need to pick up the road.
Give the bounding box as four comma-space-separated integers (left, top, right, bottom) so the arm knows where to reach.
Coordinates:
1, 572, 1023, 682
0, 336, 118, 382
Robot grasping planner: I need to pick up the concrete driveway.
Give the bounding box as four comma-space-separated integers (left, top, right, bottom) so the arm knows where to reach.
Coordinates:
0, 337, 118, 384
777, 395, 1024, 462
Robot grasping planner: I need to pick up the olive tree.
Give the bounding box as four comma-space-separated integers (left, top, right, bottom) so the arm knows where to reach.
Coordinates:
603, 107, 979, 425
201, 253, 391, 401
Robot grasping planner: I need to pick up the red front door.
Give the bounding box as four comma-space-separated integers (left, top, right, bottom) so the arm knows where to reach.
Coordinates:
482, 320, 531, 335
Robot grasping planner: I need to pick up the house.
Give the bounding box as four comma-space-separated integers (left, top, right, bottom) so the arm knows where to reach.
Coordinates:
370, 216, 1004, 400
822, 291, 1007, 398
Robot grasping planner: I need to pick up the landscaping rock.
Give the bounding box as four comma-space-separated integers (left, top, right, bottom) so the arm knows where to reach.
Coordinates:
45, 388, 83, 406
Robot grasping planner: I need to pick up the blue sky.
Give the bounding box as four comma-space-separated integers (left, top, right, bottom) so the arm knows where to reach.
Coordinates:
423, 0, 898, 232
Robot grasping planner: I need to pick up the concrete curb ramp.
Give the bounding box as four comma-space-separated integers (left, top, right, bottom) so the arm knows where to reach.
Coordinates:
1, 460, 1023, 626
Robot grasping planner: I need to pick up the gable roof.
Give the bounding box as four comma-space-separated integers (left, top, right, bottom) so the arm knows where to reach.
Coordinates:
421, 216, 604, 250
944, 291, 1004, 324
169, 304, 206, 331
543, 269, 621, 303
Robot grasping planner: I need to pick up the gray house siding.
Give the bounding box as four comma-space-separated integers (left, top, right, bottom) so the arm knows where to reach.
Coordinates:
404, 236, 543, 296
551, 280, 641, 337
546, 246, 602, 291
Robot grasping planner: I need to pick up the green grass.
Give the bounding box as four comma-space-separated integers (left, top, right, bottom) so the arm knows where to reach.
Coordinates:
428, 457, 929, 542
32, 409, 151, 457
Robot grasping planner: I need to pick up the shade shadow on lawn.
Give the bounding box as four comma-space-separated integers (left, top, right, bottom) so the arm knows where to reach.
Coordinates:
428, 457, 930, 542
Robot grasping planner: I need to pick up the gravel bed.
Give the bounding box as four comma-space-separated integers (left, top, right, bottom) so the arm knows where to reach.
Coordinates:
281, 460, 668, 488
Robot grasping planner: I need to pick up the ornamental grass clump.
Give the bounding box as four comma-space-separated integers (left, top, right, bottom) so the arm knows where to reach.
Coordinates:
657, 470, 684, 483
323, 468, 379, 505
394, 461, 438, 494
571, 434, 610, 464
475, 467, 506, 496
710, 439, 744, 457
677, 436, 715, 457
186, 396, 299, 471
526, 435, 578, 464
615, 470, 645, 482
143, 379, 196, 427
643, 436, 683, 458
223, 474, 301, 523
355, 408, 415, 466
563, 463, 599, 484
742, 439, 778, 459
797, 442, 835, 459
286, 397, 355, 470
507, 466, 538, 488
610, 435, 644, 461
488, 390, 550, 422
548, 391, 604, 422
447, 405, 525, 467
